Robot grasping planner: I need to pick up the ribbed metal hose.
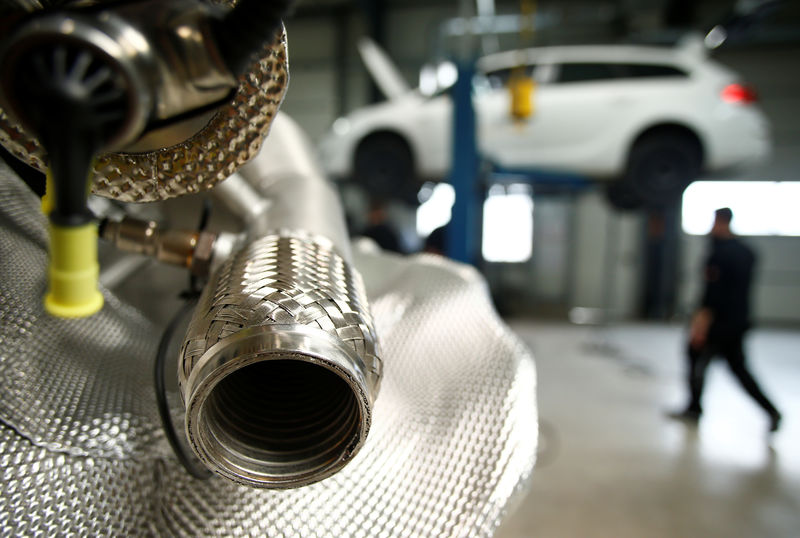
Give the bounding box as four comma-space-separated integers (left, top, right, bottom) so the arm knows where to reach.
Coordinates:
178, 114, 381, 488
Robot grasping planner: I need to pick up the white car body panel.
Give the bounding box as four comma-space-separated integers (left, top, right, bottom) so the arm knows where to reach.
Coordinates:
318, 41, 771, 183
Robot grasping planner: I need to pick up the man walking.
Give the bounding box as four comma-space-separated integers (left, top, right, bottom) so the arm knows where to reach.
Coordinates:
673, 207, 782, 432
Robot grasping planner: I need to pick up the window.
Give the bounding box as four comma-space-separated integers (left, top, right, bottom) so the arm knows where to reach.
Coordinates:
482, 184, 534, 263
682, 181, 800, 236
624, 63, 687, 78
555, 62, 687, 83
556, 63, 618, 83
416, 182, 455, 237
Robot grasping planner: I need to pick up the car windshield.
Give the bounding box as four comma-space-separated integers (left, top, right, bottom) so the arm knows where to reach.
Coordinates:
556, 62, 688, 83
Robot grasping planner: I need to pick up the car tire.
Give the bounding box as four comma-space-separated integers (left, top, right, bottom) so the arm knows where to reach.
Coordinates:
353, 133, 419, 204
625, 132, 701, 208
605, 180, 644, 211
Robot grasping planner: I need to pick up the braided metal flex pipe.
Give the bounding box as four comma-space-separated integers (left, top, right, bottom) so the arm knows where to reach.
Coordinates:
178, 114, 381, 488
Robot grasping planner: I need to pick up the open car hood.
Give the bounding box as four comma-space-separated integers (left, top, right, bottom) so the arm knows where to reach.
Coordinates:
357, 37, 411, 100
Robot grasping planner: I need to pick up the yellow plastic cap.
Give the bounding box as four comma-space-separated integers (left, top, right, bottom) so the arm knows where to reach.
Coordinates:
44, 222, 104, 318
509, 76, 536, 120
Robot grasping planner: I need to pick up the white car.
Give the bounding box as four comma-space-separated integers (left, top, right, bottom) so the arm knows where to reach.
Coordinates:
318, 37, 770, 208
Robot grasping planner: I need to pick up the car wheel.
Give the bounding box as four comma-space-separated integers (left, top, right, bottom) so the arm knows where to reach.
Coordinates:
625, 132, 701, 208
353, 133, 419, 204
605, 180, 643, 211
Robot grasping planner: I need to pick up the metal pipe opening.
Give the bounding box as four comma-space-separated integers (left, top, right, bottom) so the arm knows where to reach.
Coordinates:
200, 358, 363, 482
183, 318, 378, 488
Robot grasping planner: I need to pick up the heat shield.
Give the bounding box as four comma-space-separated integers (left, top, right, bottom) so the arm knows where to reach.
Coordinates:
0, 161, 537, 535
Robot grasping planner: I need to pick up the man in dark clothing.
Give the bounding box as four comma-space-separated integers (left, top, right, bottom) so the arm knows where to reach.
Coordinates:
673, 208, 782, 432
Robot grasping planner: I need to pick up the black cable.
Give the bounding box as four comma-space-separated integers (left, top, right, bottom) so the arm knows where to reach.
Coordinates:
155, 198, 216, 479
197, 197, 212, 232
188, 197, 212, 295
154, 296, 212, 480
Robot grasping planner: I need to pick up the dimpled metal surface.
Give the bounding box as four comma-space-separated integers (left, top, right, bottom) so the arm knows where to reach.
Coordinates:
0, 164, 537, 535
0, 162, 163, 458
0, 423, 160, 537
0, 8, 288, 203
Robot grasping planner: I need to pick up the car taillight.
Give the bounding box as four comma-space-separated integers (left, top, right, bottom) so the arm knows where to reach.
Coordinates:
721, 83, 758, 104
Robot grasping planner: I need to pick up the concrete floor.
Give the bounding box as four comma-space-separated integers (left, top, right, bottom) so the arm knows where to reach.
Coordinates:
495, 321, 800, 538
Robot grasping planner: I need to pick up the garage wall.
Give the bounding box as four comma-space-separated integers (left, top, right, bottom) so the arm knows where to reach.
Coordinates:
278, 2, 800, 325
281, 16, 369, 142
569, 190, 643, 320
280, 0, 635, 142
281, 6, 459, 143
712, 45, 800, 182
679, 235, 800, 325
676, 43, 800, 325
514, 42, 800, 324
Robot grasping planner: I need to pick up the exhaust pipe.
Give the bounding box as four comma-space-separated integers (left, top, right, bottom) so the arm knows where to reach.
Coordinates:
178, 114, 381, 488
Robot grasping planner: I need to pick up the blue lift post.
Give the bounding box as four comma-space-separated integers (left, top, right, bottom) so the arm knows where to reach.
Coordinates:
445, 61, 593, 263
446, 61, 482, 264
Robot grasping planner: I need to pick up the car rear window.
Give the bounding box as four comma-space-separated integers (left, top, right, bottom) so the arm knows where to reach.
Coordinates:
624, 64, 687, 78
556, 62, 687, 83
558, 63, 618, 83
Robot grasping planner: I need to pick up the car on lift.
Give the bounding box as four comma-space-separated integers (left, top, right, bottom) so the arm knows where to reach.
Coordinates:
317, 37, 771, 209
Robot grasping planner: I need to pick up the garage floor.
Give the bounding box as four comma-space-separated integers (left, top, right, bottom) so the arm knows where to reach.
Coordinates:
495, 321, 800, 538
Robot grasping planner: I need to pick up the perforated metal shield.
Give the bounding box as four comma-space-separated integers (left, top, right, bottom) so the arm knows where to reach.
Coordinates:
0, 162, 163, 458
0, 163, 537, 535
